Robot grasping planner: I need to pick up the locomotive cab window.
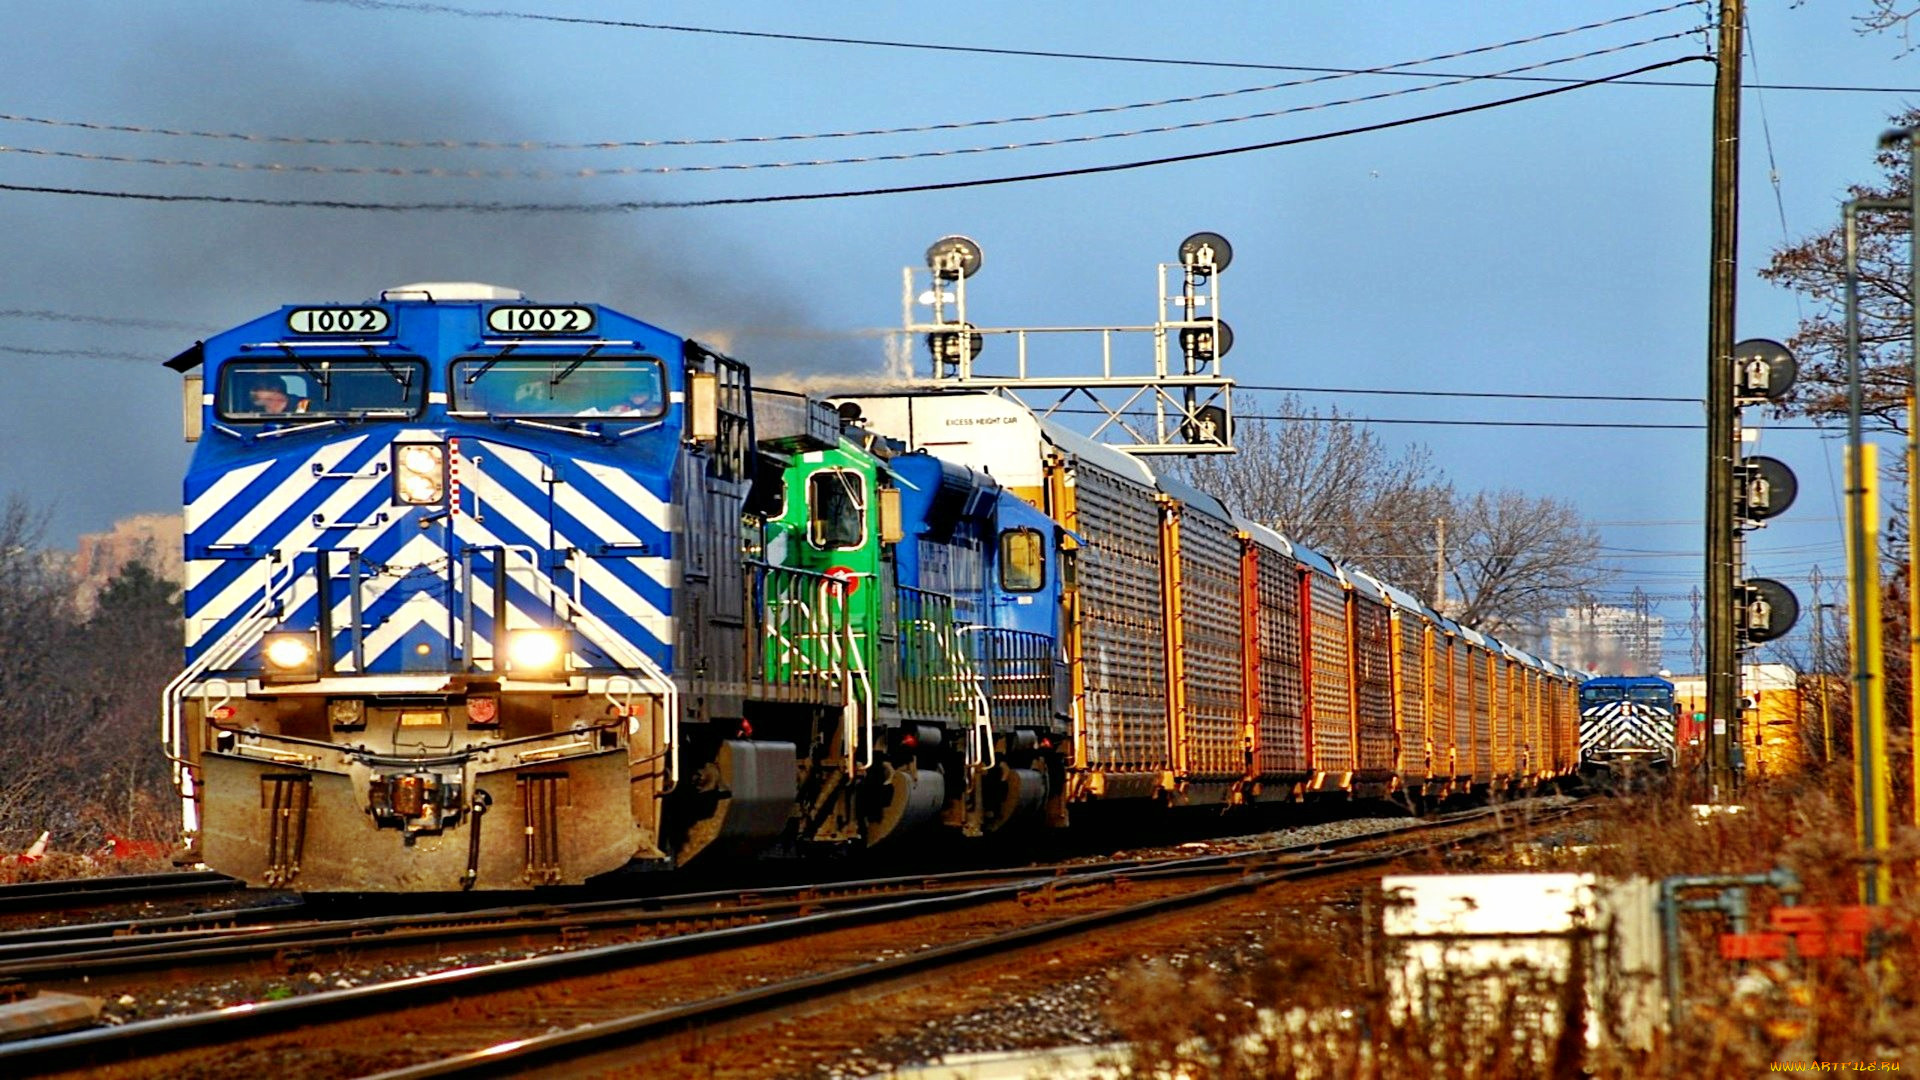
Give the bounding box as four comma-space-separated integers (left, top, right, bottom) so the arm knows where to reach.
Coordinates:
808, 470, 866, 550
218, 359, 427, 421
999, 528, 1045, 592
450, 355, 667, 420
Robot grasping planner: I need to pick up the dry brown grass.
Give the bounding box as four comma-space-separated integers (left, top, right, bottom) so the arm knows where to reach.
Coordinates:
1108, 771, 1920, 1077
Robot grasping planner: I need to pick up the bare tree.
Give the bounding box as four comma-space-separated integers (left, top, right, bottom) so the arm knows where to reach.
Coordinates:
1172, 400, 1613, 634
0, 499, 181, 851
1759, 106, 1918, 430
1443, 489, 1613, 644
1860, 2, 1920, 50
1171, 397, 1454, 597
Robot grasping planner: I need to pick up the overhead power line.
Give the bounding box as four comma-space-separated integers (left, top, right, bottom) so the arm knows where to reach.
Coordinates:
293, 0, 1920, 94
1059, 408, 1826, 431
1240, 382, 1698, 403
0, 307, 206, 331
0, 11, 1699, 151
303, 0, 1704, 76
0, 345, 156, 362
0, 34, 1693, 181
0, 56, 1708, 212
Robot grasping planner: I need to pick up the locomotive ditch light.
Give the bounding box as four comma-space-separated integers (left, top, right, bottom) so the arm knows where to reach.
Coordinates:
925, 235, 983, 280
1178, 231, 1233, 275
1733, 338, 1797, 403
392, 443, 446, 506
263, 631, 319, 678
506, 629, 567, 678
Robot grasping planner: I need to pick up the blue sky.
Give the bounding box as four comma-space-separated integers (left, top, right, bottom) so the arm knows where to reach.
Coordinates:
0, 0, 1910, 667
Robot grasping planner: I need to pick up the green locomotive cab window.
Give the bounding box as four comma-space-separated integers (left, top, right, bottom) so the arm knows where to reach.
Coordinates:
999, 528, 1045, 592
808, 469, 866, 550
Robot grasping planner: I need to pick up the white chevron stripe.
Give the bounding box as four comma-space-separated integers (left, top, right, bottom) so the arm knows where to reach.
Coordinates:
455, 445, 669, 652
185, 460, 278, 592
190, 484, 406, 647
186, 458, 274, 528
573, 459, 667, 530
211, 436, 370, 550
357, 591, 451, 667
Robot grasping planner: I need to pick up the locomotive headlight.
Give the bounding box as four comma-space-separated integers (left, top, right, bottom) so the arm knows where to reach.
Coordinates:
263, 632, 318, 676
393, 443, 446, 506
506, 630, 566, 677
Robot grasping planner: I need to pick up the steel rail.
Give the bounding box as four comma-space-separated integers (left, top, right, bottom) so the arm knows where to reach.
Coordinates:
0, 808, 1573, 1076
0, 804, 1519, 977
0, 871, 241, 915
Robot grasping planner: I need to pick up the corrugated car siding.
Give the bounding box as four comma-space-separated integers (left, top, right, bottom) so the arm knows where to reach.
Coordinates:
1354, 598, 1396, 775
1431, 636, 1457, 781
1396, 617, 1428, 781
1492, 660, 1513, 778
1177, 506, 1245, 779
1308, 574, 1353, 774
1254, 553, 1307, 778
1471, 650, 1493, 782
1073, 459, 1168, 771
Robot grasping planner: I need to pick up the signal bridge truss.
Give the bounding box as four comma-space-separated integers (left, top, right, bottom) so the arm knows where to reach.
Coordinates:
898, 233, 1238, 457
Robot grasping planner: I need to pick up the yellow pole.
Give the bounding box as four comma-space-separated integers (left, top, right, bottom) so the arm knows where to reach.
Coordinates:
1850, 443, 1893, 903
1911, 392, 1920, 832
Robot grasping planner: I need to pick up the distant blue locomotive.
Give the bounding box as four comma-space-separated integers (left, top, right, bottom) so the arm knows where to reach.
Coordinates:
1577, 675, 1677, 772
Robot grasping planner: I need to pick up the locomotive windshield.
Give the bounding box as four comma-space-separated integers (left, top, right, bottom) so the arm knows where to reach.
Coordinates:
1629, 686, 1674, 706
450, 355, 666, 419
218, 359, 426, 421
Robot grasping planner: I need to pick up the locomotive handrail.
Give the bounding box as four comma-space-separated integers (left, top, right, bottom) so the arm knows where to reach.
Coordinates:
944, 625, 997, 770
160, 555, 304, 836
845, 601, 876, 771
491, 543, 682, 786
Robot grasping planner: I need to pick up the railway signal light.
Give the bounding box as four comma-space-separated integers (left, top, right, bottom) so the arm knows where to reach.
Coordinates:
1182, 404, 1230, 446
1177, 232, 1233, 275
927, 323, 984, 369
1737, 578, 1800, 644
1733, 338, 1797, 403
925, 235, 984, 280
1737, 455, 1798, 523
1178, 320, 1233, 370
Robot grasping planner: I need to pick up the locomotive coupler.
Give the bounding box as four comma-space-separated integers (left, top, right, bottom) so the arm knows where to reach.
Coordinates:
368, 770, 465, 837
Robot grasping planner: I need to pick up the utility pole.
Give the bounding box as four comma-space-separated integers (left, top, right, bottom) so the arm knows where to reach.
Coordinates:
1704, 0, 1743, 800
1434, 517, 1446, 613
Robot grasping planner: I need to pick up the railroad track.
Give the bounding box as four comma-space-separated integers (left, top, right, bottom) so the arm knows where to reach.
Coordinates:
0, 870, 244, 919
0, 803, 1534, 993
0, 803, 1581, 1078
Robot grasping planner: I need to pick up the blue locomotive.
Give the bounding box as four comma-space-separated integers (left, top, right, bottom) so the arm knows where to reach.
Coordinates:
162, 284, 1579, 893
1577, 675, 1678, 773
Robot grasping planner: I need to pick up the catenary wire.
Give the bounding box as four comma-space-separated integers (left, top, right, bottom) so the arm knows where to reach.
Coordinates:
0, 56, 1709, 212
0, 34, 1698, 180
